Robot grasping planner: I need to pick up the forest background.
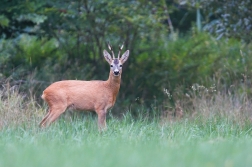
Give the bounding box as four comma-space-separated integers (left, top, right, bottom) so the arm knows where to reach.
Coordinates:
0, 0, 252, 117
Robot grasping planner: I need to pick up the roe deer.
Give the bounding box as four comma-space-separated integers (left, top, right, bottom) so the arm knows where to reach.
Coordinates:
39, 43, 129, 130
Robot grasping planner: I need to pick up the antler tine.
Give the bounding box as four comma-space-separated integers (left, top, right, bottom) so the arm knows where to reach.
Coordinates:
107, 41, 115, 59
107, 41, 111, 50
118, 42, 124, 59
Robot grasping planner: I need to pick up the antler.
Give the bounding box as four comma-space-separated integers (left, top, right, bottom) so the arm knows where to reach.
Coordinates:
107, 41, 115, 59
118, 43, 124, 59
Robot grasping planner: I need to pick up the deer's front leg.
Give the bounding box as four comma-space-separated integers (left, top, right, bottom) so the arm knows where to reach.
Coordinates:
97, 110, 107, 131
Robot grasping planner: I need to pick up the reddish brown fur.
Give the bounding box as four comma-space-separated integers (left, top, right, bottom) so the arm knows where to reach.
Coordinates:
39, 48, 129, 130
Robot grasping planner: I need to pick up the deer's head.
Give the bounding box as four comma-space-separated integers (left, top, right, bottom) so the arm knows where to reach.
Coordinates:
103, 43, 130, 77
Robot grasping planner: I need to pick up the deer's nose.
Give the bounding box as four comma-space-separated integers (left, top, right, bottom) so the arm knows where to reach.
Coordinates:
114, 71, 120, 76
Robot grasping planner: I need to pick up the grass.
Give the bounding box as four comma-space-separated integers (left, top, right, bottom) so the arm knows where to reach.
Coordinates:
0, 86, 252, 167
1, 115, 252, 167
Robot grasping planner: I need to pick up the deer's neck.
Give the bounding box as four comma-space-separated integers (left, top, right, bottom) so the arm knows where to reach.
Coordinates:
106, 71, 121, 94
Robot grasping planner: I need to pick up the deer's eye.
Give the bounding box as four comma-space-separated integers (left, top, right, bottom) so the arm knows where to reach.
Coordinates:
120, 65, 122, 67
110, 65, 113, 67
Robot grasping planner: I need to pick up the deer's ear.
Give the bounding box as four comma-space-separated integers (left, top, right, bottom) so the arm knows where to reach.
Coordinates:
120, 50, 129, 64
103, 50, 112, 63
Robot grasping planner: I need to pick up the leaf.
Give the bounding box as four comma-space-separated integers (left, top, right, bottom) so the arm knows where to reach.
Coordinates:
16, 14, 47, 24
0, 15, 10, 27
179, 0, 187, 5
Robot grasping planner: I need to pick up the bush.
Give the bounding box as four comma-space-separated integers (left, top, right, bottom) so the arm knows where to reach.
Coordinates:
123, 32, 252, 106
1, 32, 252, 115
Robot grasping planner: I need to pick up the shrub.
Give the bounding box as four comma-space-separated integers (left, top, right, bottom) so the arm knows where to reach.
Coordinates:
1, 32, 252, 115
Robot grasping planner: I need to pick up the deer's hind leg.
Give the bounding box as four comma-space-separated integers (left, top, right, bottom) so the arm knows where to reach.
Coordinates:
39, 105, 67, 128
39, 108, 51, 127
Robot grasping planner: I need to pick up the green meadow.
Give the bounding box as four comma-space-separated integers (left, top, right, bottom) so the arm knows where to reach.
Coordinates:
1, 89, 252, 167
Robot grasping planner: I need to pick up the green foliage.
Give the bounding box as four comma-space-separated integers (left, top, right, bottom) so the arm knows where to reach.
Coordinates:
0, 0, 47, 38
0, 15, 9, 28
201, 0, 252, 42
182, 0, 252, 43
1, 31, 252, 110
0, 35, 61, 79
174, 0, 252, 42
123, 32, 252, 106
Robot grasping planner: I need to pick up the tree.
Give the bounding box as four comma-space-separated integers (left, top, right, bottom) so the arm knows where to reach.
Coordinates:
175, 0, 252, 42
202, 0, 252, 43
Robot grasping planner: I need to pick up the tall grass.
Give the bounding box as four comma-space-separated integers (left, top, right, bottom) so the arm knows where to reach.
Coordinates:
0, 82, 252, 167
1, 80, 251, 132
162, 81, 252, 125
0, 83, 42, 129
